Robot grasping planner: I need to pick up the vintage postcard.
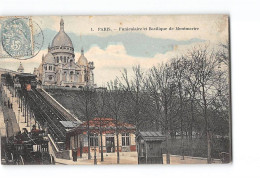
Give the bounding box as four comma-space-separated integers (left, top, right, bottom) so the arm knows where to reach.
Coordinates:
0, 15, 231, 165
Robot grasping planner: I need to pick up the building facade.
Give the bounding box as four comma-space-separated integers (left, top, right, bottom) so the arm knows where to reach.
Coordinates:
66, 118, 136, 156
34, 18, 95, 88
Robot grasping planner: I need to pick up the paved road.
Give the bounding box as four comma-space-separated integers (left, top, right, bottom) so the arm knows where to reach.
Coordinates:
55, 153, 138, 165
54, 153, 222, 165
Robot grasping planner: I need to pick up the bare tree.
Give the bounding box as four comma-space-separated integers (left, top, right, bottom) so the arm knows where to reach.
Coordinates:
106, 80, 125, 164
216, 41, 230, 66
83, 88, 96, 160
182, 57, 200, 156
145, 63, 177, 164
118, 66, 146, 132
188, 45, 223, 163
170, 56, 189, 160
91, 89, 109, 162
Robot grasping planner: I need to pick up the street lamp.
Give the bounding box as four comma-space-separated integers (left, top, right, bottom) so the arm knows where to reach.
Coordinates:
18, 109, 20, 124
84, 86, 96, 160
6, 119, 9, 142
94, 133, 97, 165
164, 78, 175, 164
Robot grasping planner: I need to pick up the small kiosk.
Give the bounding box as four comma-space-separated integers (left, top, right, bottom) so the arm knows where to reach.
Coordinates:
136, 131, 166, 164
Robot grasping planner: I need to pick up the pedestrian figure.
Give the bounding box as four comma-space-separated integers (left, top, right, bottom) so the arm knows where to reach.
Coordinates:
10, 103, 13, 109
72, 148, 77, 162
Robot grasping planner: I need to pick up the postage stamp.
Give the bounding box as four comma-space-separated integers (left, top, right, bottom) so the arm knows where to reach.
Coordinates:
0, 17, 44, 60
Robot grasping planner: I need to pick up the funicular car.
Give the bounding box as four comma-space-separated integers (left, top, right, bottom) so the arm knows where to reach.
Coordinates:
5, 126, 55, 165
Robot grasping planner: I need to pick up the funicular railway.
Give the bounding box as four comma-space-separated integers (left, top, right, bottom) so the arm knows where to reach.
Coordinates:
27, 89, 68, 149
15, 73, 78, 150
2, 72, 80, 164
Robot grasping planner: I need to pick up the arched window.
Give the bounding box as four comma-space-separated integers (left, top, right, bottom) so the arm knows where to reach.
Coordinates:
70, 71, 73, 81
63, 72, 66, 81
60, 56, 63, 62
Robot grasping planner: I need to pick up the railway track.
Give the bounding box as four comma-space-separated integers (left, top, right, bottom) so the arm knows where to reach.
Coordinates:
27, 89, 68, 149
37, 88, 78, 121
36, 89, 77, 122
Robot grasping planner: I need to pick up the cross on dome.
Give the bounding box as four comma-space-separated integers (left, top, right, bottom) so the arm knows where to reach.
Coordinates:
60, 18, 64, 31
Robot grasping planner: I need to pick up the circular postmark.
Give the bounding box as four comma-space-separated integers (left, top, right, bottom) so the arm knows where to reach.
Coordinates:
1, 17, 44, 60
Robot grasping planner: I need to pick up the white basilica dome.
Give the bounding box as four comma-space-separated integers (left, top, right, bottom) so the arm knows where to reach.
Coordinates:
77, 48, 88, 66
44, 52, 55, 64
51, 18, 74, 49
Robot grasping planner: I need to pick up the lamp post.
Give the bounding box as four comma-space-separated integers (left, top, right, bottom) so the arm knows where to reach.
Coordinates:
25, 93, 29, 127
84, 86, 96, 160
22, 96, 24, 117
18, 109, 20, 124
6, 119, 9, 142
94, 133, 97, 165
79, 135, 83, 158
18, 91, 21, 108
164, 78, 175, 164
29, 110, 31, 130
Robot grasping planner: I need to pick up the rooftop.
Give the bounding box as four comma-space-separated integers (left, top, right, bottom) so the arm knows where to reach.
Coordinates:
136, 131, 166, 141
67, 118, 136, 134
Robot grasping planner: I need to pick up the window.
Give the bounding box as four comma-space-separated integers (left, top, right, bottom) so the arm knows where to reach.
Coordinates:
90, 134, 98, 146
49, 76, 52, 80
140, 143, 145, 157
122, 133, 130, 146
83, 134, 88, 147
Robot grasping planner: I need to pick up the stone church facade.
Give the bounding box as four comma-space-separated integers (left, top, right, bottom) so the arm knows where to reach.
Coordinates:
34, 18, 95, 88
